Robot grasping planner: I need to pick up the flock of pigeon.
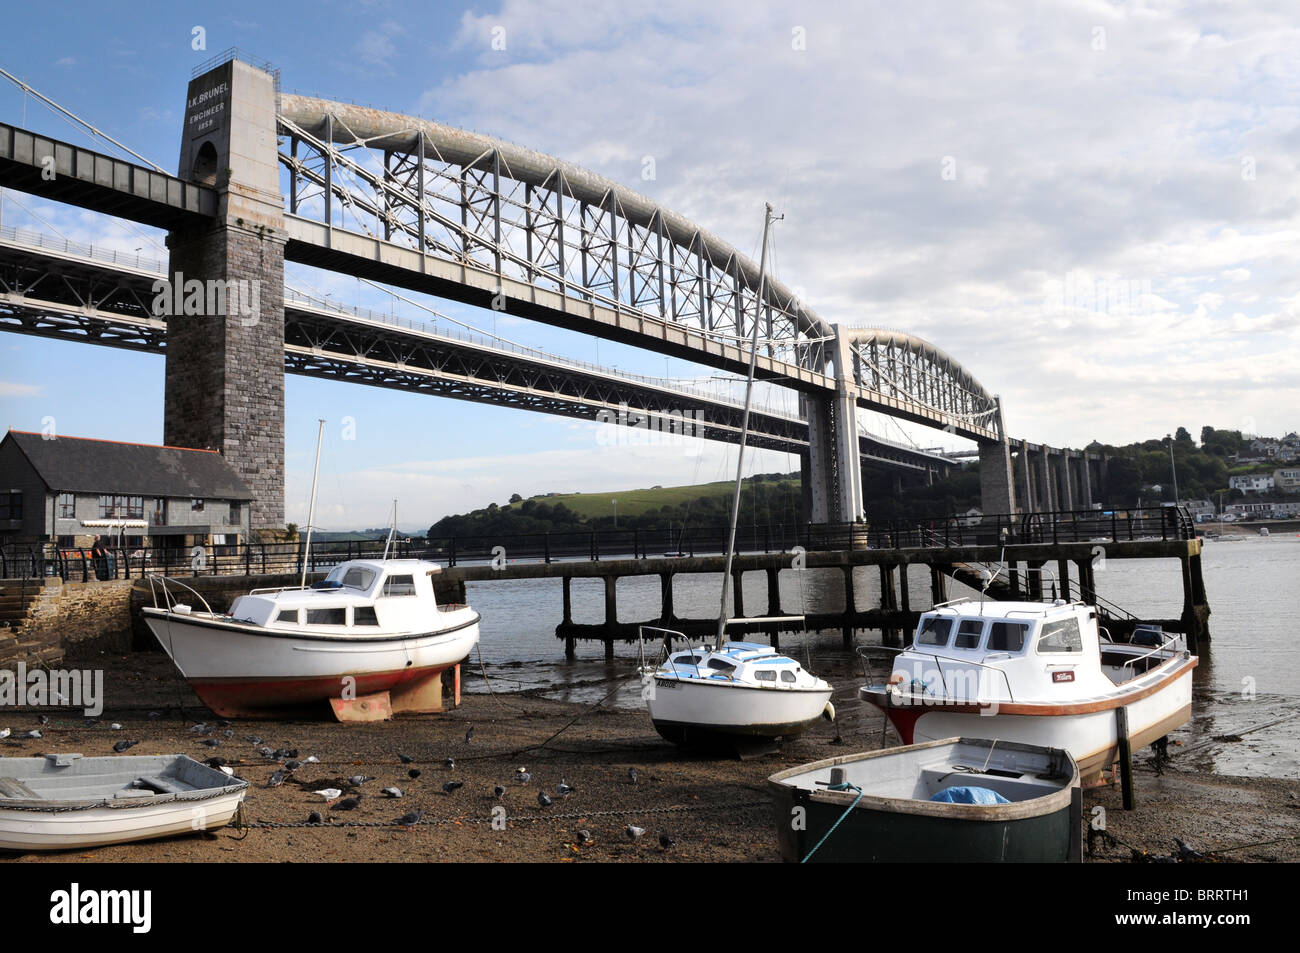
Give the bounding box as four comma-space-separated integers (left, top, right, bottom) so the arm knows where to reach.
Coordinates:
1, 717, 677, 853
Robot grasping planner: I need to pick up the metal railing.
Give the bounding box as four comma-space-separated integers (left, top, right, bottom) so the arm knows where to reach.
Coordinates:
0, 506, 1194, 582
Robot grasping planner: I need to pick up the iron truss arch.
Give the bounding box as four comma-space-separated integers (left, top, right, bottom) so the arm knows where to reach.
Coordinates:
275, 96, 835, 377
844, 328, 1002, 441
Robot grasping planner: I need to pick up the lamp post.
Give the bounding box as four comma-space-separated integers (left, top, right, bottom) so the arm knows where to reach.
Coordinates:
612, 498, 617, 529
1165, 434, 1180, 507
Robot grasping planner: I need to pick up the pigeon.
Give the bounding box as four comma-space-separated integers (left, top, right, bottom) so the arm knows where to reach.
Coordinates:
0, 728, 10, 740
223, 729, 234, 738
397, 809, 423, 827
200, 738, 221, 747
576, 830, 593, 845
556, 779, 574, 797
219, 720, 233, 728
190, 723, 209, 734
257, 746, 273, 758
348, 775, 374, 787
268, 770, 286, 787
305, 756, 320, 764
381, 787, 404, 799
444, 757, 455, 770
443, 780, 464, 794
464, 726, 474, 744
537, 791, 552, 808
113, 740, 138, 753
147, 711, 161, 719
407, 769, 421, 780
273, 748, 298, 760
627, 768, 638, 785
493, 785, 506, 800
284, 760, 302, 772
659, 833, 676, 850
626, 825, 645, 840
24, 729, 42, 739
307, 811, 325, 824
202, 757, 228, 769
333, 796, 362, 811
397, 754, 414, 764
313, 788, 343, 801
219, 766, 235, 777
110, 723, 123, 731
515, 767, 532, 784
37, 714, 49, 725
245, 736, 263, 745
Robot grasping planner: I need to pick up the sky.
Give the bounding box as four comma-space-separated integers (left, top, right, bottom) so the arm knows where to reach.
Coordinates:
1, 0, 1298, 529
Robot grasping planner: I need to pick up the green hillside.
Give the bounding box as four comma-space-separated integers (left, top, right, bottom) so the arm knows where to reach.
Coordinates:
523, 478, 794, 520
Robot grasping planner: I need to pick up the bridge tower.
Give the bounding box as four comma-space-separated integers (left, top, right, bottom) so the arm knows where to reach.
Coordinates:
977, 398, 1018, 515
164, 58, 286, 531
804, 326, 865, 523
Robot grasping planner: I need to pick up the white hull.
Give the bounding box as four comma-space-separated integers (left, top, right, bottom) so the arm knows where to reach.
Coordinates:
0, 792, 245, 851
142, 607, 480, 681
648, 676, 832, 738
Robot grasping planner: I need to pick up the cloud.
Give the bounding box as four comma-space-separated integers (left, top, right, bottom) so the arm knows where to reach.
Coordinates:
0, 381, 42, 397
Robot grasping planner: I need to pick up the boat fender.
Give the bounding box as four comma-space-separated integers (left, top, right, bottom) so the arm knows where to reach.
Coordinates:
822, 701, 836, 723
887, 672, 905, 699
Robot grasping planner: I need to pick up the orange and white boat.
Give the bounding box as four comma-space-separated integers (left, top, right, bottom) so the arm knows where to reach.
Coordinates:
859, 599, 1196, 780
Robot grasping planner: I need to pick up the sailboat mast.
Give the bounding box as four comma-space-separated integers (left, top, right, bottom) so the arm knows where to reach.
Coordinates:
715, 203, 777, 646
300, 419, 326, 590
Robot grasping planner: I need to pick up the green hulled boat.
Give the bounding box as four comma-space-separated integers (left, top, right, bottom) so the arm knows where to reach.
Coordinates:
768, 737, 1081, 863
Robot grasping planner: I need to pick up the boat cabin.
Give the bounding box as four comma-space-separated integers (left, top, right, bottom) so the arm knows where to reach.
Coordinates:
891, 600, 1183, 704
227, 559, 446, 632
663, 641, 819, 688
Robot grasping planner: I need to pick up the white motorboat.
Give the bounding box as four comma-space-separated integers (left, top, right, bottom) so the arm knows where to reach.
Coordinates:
859, 598, 1196, 781
640, 204, 834, 745
0, 753, 247, 851
142, 558, 480, 720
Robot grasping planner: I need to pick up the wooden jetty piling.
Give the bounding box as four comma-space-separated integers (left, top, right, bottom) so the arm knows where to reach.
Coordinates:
440, 537, 1210, 657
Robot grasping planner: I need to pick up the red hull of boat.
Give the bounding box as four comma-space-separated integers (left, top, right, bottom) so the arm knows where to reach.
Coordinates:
186, 663, 456, 718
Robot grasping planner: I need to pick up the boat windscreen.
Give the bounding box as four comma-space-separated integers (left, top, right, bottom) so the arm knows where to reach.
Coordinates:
327, 565, 377, 591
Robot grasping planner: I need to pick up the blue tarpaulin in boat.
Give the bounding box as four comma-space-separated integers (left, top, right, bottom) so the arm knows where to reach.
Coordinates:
930, 786, 1010, 805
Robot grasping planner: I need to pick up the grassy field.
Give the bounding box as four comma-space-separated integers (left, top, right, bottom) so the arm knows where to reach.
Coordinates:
524, 476, 799, 520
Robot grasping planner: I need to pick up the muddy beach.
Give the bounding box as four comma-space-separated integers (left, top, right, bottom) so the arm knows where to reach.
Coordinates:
0, 653, 1297, 864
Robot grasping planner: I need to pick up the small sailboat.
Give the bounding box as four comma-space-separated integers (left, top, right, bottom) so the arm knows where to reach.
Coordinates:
641, 205, 834, 746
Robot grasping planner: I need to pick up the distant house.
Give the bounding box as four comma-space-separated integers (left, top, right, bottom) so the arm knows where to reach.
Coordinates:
1275, 468, 1300, 494
1228, 474, 1274, 494
0, 430, 253, 551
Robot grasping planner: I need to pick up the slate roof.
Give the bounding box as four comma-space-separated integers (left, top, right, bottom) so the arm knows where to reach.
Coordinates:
3, 431, 254, 500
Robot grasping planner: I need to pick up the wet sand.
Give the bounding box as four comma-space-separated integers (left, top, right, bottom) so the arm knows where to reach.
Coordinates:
1, 654, 1297, 863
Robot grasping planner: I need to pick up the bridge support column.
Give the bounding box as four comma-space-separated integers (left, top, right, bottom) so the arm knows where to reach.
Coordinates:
1014, 445, 1036, 514
766, 567, 782, 650
804, 326, 864, 524
977, 398, 1017, 515
1078, 455, 1094, 508
659, 572, 674, 626
1055, 452, 1076, 511
165, 59, 286, 532
1037, 449, 1056, 511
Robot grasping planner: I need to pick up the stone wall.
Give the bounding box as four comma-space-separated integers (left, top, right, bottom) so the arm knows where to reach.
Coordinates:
0, 578, 137, 670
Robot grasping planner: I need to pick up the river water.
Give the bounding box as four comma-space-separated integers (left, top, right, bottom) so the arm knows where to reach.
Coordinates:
463, 534, 1300, 779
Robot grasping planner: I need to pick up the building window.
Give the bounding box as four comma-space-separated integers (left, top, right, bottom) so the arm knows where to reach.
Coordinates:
152, 498, 166, 525
98, 495, 144, 519
229, 500, 241, 524
57, 535, 75, 550
57, 493, 75, 519
192, 498, 204, 512
0, 491, 23, 521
